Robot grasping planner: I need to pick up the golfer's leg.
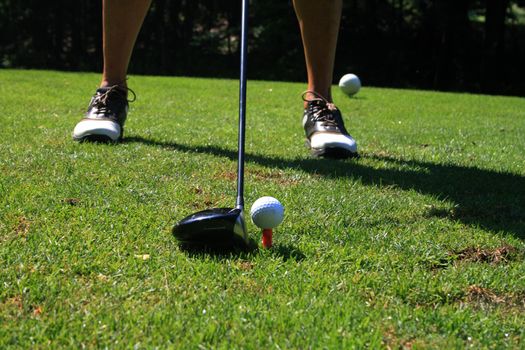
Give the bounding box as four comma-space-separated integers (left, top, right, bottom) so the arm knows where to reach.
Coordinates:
292, 0, 342, 104
101, 0, 152, 87
294, 0, 357, 158
73, 0, 151, 142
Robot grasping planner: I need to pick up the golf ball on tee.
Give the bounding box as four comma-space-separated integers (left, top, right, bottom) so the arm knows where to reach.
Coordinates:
339, 73, 361, 96
250, 196, 284, 229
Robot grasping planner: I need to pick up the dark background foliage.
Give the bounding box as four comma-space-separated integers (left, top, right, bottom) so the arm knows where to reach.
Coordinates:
1, 0, 524, 96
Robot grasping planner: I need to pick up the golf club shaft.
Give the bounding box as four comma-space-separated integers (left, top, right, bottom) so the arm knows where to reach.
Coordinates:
236, 0, 249, 209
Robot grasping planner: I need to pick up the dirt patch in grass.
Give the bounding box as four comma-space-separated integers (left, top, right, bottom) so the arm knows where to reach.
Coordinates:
461, 285, 525, 310
236, 261, 255, 271
414, 285, 525, 310
249, 169, 301, 186
15, 216, 30, 237
191, 186, 203, 194
215, 170, 237, 182
62, 197, 81, 206
465, 285, 505, 304
32, 305, 43, 316
190, 199, 215, 209
382, 326, 422, 350
426, 245, 522, 270
232, 277, 272, 295
1, 216, 32, 243
189, 186, 223, 209
455, 245, 518, 264
0, 296, 42, 318
1, 296, 23, 311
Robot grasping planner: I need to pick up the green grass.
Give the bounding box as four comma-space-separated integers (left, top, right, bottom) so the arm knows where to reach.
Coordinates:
1, 69, 524, 349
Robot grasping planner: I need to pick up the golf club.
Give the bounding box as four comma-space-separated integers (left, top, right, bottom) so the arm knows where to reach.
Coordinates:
172, 0, 250, 250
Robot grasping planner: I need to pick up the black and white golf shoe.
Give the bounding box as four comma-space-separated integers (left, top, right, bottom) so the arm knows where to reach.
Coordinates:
72, 85, 135, 142
302, 91, 358, 158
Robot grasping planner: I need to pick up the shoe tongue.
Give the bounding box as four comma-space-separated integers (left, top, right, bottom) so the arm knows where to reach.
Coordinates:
95, 87, 114, 97
306, 99, 324, 109
309, 98, 324, 105
309, 98, 332, 110
96, 86, 127, 98
310, 99, 337, 112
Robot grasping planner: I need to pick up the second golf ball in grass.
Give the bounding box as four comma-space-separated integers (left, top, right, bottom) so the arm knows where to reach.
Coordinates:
250, 196, 284, 229
339, 73, 361, 96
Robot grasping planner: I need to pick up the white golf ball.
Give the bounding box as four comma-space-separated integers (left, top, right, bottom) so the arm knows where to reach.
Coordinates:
250, 196, 284, 229
339, 73, 361, 96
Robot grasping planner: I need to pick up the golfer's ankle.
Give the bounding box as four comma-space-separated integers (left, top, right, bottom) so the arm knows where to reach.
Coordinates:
303, 88, 332, 108
100, 78, 127, 90
99, 79, 129, 98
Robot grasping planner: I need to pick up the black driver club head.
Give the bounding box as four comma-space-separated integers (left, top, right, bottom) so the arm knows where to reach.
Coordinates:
172, 208, 250, 251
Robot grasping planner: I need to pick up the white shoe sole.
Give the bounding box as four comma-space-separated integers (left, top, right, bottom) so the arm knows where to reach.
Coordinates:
306, 132, 358, 158
72, 119, 122, 142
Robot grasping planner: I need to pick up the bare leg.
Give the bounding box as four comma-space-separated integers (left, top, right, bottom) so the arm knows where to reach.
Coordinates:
293, 0, 342, 105
101, 0, 152, 88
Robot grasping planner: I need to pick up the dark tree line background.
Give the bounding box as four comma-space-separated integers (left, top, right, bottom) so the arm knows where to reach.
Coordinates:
1, 0, 524, 96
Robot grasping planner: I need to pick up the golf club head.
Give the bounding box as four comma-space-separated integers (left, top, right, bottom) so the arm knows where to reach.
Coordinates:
172, 208, 249, 251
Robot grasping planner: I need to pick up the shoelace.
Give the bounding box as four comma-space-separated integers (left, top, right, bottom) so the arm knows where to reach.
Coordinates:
301, 90, 338, 127
92, 84, 136, 115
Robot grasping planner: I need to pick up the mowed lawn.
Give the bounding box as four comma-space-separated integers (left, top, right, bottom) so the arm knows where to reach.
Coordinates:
1, 69, 524, 349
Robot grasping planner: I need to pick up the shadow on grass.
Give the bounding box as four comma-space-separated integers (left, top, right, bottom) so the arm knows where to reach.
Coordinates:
178, 238, 258, 259
270, 243, 306, 261
178, 239, 305, 261
125, 136, 525, 239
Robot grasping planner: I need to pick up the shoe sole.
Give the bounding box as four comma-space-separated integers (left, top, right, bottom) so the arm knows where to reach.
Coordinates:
72, 118, 124, 143
73, 130, 123, 143
305, 139, 359, 159
74, 135, 117, 143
